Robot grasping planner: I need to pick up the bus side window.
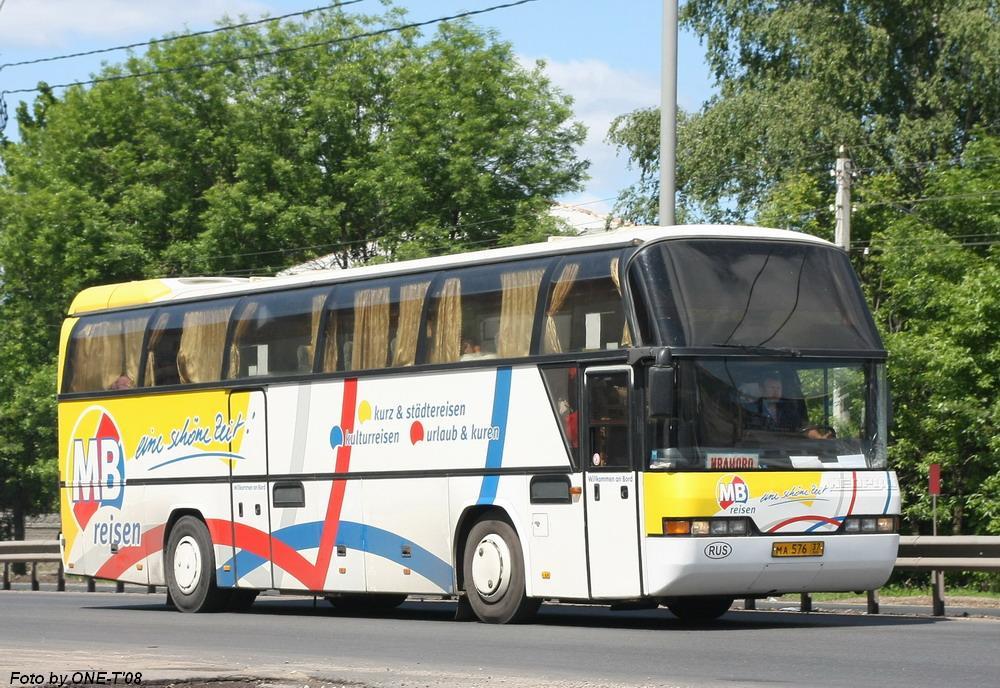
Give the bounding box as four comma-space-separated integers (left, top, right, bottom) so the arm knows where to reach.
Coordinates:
425, 259, 548, 364
64, 312, 150, 393
144, 300, 235, 386
227, 288, 329, 379
322, 278, 431, 373
542, 250, 631, 354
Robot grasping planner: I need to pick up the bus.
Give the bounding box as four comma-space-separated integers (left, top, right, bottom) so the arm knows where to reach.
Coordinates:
57, 224, 898, 623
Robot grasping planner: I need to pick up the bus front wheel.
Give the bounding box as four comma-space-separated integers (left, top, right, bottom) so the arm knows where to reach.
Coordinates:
165, 516, 228, 613
666, 596, 734, 623
462, 518, 539, 624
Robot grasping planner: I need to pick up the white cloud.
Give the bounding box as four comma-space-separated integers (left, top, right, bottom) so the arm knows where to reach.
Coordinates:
523, 56, 659, 213
0, 0, 269, 49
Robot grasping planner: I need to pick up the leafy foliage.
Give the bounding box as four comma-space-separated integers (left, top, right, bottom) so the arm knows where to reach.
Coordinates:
0, 4, 587, 528
609, 1, 1000, 537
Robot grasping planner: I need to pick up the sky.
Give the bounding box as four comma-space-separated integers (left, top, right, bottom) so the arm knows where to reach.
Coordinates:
0, 0, 715, 213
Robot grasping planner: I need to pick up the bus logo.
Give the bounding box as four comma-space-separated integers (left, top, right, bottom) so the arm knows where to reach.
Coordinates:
67, 407, 126, 529
717, 475, 749, 510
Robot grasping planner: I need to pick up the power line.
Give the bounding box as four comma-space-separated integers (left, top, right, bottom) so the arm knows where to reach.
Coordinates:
855, 191, 1000, 208
0, 0, 541, 98
0, 1, 367, 73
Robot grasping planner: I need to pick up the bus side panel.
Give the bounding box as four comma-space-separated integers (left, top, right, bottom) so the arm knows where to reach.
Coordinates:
60, 391, 239, 586
362, 477, 453, 594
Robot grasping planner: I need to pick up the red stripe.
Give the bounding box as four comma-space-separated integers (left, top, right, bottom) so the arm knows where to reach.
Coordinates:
94, 524, 165, 579
846, 471, 858, 517
309, 378, 357, 589
767, 515, 842, 532
95, 378, 361, 590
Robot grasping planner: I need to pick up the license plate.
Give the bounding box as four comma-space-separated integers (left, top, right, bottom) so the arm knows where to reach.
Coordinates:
771, 541, 825, 558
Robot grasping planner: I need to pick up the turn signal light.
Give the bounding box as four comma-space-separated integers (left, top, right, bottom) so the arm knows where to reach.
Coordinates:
663, 520, 691, 535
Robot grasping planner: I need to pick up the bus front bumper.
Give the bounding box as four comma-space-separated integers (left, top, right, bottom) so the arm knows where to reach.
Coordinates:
644, 534, 898, 597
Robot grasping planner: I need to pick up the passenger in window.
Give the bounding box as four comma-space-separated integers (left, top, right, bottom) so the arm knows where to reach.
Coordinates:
109, 374, 134, 391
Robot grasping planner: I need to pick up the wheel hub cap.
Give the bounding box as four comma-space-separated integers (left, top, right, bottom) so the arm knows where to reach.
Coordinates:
471, 534, 510, 601
173, 535, 202, 594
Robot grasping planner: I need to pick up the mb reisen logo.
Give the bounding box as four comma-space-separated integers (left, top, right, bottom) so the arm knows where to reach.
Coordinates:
716, 474, 755, 514
68, 407, 126, 530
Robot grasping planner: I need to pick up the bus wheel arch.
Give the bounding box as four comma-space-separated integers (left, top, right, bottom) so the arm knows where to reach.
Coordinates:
164, 512, 228, 613
454, 505, 516, 593
458, 510, 539, 624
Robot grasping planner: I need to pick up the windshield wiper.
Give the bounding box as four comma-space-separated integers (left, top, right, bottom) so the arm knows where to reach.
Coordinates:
711, 343, 801, 357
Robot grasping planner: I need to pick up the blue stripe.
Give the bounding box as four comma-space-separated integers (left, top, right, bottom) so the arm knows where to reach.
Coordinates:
805, 516, 844, 533
882, 470, 892, 514
477, 367, 513, 505
216, 520, 453, 592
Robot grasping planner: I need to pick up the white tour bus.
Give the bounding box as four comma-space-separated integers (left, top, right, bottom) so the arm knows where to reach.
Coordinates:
58, 224, 898, 623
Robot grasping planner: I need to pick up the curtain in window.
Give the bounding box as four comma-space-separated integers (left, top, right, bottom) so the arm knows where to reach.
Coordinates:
302, 291, 327, 373
610, 257, 633, 347
392, 281, 430, 367
543, 263, 580, 354
144, 312, 170, 386
69, 321, 121, 391
352, 287, 391, 370
177, 305, 233, 384
68, 315, 146, 392
430, 278, 462, 364
498, 269, 543, 357
322, 308, 339, 372
121, 316, 145, 386
227, 302, 258, 378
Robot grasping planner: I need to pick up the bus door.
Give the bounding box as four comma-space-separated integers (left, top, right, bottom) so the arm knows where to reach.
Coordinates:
583, 366, 641, 598
228, 388, 272, 589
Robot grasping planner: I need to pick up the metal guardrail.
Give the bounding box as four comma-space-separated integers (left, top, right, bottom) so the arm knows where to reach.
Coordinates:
4, 536, 1000, 616
0, 540, 63, 591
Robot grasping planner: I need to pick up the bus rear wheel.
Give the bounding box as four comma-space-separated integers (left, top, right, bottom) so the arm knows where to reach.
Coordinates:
666, 596, 734, 623
165, 516, 229, 613
463, 518, 539, 624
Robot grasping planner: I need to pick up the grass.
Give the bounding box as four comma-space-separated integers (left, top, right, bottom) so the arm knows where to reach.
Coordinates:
776, 585, 1000, 601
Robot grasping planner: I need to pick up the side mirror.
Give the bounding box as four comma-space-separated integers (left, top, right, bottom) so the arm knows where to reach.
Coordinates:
648, 349, 675, 418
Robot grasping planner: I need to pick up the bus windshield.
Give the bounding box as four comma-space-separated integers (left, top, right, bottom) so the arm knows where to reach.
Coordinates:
630, 239, 882, 350
649, 359, 888, 471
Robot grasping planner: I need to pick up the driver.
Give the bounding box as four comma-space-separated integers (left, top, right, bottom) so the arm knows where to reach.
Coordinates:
752, 374, 805, 431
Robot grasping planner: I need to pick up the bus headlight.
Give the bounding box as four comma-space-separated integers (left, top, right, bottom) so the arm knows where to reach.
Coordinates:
842, 516, 897, 533
662, 518, 751, 536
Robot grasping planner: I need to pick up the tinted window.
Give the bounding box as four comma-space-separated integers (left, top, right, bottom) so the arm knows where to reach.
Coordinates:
542, 251, 630, 354
322, 278, 431, 372
144, 300, 237, 386
65, 312, 150, 392
631, 240, 882, 349
424, 260, 548, 364
228, 288, 330, 379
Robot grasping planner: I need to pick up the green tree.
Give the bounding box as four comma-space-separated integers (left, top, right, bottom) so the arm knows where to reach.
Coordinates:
608, 1, 1000, 538
610, 0, 1000, 228
0, 3, 587, 533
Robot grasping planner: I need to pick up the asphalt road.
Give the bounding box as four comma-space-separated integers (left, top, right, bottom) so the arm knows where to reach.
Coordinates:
2, 591, 999, 688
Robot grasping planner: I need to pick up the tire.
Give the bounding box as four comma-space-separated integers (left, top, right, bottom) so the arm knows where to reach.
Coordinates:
165, 516, 229, 613
666, 596, 734, 623
462, 518, 539, 624
325, 593, 407, 612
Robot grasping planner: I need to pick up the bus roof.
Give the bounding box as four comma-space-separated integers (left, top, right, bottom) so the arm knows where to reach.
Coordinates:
67, 224, 833, 315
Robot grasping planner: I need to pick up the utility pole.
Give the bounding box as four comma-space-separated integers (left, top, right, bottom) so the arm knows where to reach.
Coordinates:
659, 0, 678, 227
832, 145, 853, 425
833, 145, 852, 250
